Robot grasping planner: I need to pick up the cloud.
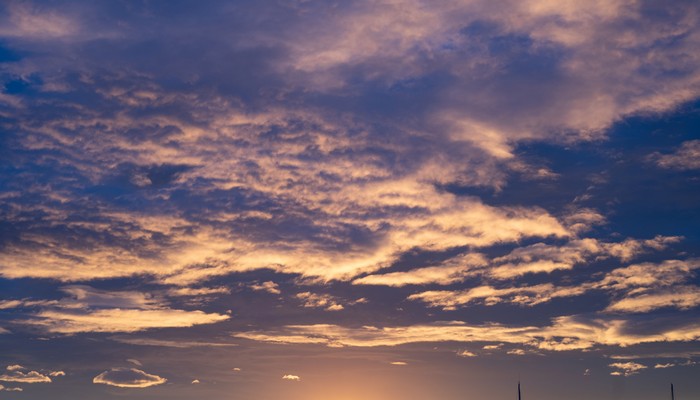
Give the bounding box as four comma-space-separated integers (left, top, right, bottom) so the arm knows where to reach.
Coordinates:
295, 292, 347, 311
597, 259, 700, 313
93, 368, 167, 388
48, 371, 65, 377
649, 140, 700, 170
276, 0, 700, 159
609, 350, 700, 360
8, 285, 230, 333
353, 254, 487, 287
609, 362, 647, 376
126, 359, 142, 367
234, 315, 700, 351
0, 179, 571, 284
0, 366, 51, 383
603, 237, 683, 263
26, 308, 229, 334
390, 361, 408, 365
59, 285, 162, 309
282, 374, 300, 381
0, 384, 23, 392
488, 236, 680, 279
111, 337, 238, 348
596, 259, 700, 292
456, 350, 476, 357
249, 281, 281, 295
0, 3, 79, 39
507, 349, 526, 356
191, 379, 200, 384
408, 284, 586, 310
606, 286, 700, 313
0, 2, 699, 382
0, 299, 60, 310
167, 287, 231, 297
283, 1, 700, 100
1, 0, 699, 294
654, 363, 674, 369
404, 255, 698, 312
650, 360, 697, 369
355, 236, 681, 290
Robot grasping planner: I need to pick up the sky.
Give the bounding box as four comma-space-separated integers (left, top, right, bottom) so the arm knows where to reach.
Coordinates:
0, 1, 699, 399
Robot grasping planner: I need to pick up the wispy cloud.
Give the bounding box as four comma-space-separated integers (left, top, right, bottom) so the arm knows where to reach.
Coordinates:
167, 287, 231, 297
234, 315, 700, 351
0, 3, 79, 39
609, 362, 647, 376
1, 0, 699, 392
408, 284, 586, 310
9, 285, 229, 333
353, 254, 487, 287
111, 337, 237, 348
649, 140, 700, 170
456, 350, 477, 357
295, 292, 353, 311
600, 259, 700, 313
27, 308, 229, 334
93, 368, 167, 388
409, 256, 698, 312
356, 236, 681, 290
606, 287, 700, 313
0, 365, 60, 384
249, 281, 281, 295
654, 363, 674, 369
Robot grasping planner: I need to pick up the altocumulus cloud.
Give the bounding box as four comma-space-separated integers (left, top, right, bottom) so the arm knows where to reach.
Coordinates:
0, 384, 23, 392
650, 140, 700, 170
0, 365, 59, 383
609, 362, 647, 377
0, 0, 698, 292
93, 368, 167, 388
6, 286, 230, 333
235, 315, 700, 351
28, 308, 230, 334
0, 1, 699, 389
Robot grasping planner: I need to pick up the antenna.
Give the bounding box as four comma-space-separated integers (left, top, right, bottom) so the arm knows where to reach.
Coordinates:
518, 381, 521, 400
671, 383, 674, 400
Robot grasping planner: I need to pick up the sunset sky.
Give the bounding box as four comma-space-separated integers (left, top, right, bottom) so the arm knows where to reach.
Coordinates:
1, 1, 700, 399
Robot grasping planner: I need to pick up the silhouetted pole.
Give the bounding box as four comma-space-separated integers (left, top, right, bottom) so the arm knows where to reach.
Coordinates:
671, 383, 674, 400
518, 381, 521, 400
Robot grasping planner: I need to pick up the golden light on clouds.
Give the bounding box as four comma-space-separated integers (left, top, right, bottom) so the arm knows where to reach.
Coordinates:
1, 0, 700, 398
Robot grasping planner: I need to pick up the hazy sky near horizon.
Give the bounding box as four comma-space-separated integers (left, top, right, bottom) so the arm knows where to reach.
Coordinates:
1, 1, 699, 399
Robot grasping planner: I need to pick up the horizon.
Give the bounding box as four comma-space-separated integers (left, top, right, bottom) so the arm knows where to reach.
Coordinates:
1, 1, 699, 399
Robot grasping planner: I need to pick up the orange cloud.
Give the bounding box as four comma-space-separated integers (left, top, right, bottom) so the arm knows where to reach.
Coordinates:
93, 368, 167, 388
27, 308, 229, 334
235, 315, 700, 351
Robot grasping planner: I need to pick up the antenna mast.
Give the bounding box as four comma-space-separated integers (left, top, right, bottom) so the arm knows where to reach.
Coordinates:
671, 383, 674, 400
518, 381, 521, 400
